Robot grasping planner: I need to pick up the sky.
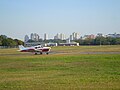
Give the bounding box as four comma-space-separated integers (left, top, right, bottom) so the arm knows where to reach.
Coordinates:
0, 0, 120, 40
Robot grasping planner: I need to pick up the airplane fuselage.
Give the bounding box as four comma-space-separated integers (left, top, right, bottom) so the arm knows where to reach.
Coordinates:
18, 45, 51, 55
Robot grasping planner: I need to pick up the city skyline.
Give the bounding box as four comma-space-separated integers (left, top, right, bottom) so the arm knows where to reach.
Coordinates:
24, 32, 81, 41
0, 0, 120, 40
24, 32, 120, 42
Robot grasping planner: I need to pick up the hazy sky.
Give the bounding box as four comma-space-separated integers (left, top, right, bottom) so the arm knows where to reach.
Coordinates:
0, 0, 120, 40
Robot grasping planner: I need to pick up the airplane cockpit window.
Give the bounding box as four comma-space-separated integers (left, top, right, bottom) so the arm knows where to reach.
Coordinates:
35, 45, 43, 49
38, 45, 42, 48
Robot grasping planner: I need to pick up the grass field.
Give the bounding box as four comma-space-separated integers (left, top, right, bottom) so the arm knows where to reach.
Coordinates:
0, 45, 120, 90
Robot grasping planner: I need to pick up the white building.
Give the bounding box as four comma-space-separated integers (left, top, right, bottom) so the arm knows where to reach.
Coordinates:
75, 32, 80, 39
30, 33, 39, 41
72, 32, 80, 40
44, 33, 48, 40
60, 33, 66, 40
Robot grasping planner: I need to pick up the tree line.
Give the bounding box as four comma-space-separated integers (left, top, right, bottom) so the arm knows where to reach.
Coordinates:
75, 37, 120, 45
27, 36, 120, 45
0, 35, 24, 46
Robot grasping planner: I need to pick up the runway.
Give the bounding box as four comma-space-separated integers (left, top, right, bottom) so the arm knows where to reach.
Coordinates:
1, 51, 120, 56
50, 51, 120, 55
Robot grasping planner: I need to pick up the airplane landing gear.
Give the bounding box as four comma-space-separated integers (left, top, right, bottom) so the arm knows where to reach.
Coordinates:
40, 52, 42, 55
46, 52, 49, 55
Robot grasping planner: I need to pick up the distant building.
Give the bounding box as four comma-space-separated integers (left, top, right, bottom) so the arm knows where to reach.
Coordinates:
46, 43, 58, 46
75, 32, 80, 39
66, 38, 70, 43
72, 32, 76, 40
54, 33, 60, 39
54, 33, 59, 40
24, 42, 45, 47
44, 33, 48, 40
70, 35, 73, 40
54, 33, 66, 40
58, 42, 79, 46
31, 33, 34, 40
107, 33, 120, 38
57, 33, 60, 39
83, 34, 96, 39
54, 35, 58, 40
24, 35, 29, 42
72, 32, 80, 40
30, 33, 39, 41
60, 33, 66, 40
97, 33, 103, 37
34, 33, 39, 41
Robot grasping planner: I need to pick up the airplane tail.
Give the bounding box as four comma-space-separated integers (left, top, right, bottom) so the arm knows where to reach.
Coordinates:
18, 45, 25, 50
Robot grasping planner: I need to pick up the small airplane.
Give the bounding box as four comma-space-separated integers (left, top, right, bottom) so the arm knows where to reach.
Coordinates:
18, 45, 51, 55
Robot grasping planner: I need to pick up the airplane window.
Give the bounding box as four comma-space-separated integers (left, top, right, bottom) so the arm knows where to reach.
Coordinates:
35, 47, 37, 49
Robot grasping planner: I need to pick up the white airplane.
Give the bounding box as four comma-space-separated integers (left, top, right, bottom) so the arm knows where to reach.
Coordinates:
18, 45, 51, 55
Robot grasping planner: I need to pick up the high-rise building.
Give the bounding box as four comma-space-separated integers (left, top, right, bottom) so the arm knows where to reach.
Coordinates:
31, 33, 34, 40
72, 32, 80, 40
57, 33, 60, 39
72, 32, 76, 40
54, 33, 60, 40
44, 33, 48, 40
75, 32, 80, 40
60, 33, 66, 40
54, 33, 66, 40
24, 35, 29, 42
70, 35, 73, 40
34, 33, 39, 41
30, 33, 39, 41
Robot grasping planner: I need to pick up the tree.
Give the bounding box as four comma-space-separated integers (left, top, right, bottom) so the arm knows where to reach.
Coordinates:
14, 39, 24, 45
0, 35, 24, 46
115, 38, 120, 45
0, 36, 2, 46
2, 39, 9, 46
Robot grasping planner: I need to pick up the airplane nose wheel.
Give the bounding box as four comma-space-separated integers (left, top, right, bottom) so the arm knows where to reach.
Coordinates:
40, 52, 42, 55
46, 52, 49, 55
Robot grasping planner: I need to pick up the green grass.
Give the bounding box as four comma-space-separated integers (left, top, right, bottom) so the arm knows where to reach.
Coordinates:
0, 45, 120, 90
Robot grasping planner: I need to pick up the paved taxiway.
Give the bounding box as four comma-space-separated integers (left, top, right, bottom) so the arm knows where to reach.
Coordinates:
1, 51, 120, 56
